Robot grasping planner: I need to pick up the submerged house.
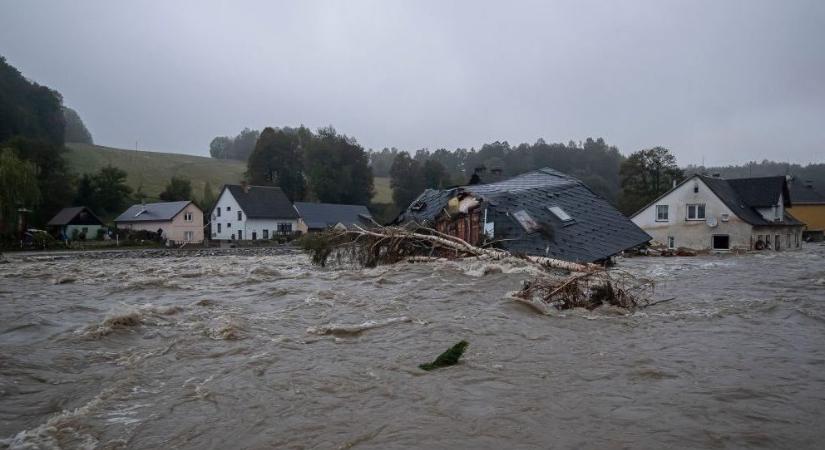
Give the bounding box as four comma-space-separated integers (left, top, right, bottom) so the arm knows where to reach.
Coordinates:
631, 174, 804, 251
47, 206, 105, 239
293, 202, 372, 232
115, 201, 204, 244
395, 168, 651, 264
210, 183, 300, 240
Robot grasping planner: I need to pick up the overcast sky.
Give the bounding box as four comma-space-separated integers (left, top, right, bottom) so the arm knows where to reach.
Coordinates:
1, 0, 823, 165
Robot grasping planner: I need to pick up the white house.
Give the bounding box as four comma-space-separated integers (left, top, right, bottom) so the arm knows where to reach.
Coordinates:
631, 174, 804, 252
210, 183, 300, 240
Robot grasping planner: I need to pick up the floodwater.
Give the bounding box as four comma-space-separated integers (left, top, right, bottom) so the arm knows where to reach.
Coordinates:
1, 245, 824, 449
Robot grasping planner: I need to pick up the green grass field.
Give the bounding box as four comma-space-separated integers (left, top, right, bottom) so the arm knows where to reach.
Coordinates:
372, 176, 392, 204
64, 143, 247, 200
65, 143, 395, 204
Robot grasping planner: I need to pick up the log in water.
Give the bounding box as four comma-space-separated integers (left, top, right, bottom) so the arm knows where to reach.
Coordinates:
1, 246, 824, 448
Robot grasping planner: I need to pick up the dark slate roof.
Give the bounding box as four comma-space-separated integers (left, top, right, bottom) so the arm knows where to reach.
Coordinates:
221, 185, 299, 219
398, 168, 651, 263
789, 181, 825, 204
698, 175, 801, 227
294, 202, 372, 229
114, 201, 193, 223
47, 207, 104, 226
726, 176, 790, 207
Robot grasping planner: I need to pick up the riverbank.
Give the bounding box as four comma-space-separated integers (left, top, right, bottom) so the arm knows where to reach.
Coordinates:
2, 244, 301, 262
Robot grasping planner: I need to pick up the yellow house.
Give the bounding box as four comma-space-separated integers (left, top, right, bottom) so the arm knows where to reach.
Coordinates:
787, 180, 825, 239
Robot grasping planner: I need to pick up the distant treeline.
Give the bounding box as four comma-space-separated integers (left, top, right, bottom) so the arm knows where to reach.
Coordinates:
685, 161, 825, 188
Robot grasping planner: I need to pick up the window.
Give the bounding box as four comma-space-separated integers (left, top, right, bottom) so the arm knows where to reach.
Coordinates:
548, 206, 573, 222
720, 213, 729, 222
238, 230, 243, 240
667, 236, 675, 249
712, 235, 730, 250
686, 204, 706, 220
217, 223, 222, 233
513, 210, 539, 232
252, 231, 257, 240
184, 212, 193, 222
278, 223, 292, 234
226, 206, 231, 211
655, 205, 669, 221
263, 229, 269, 239
227, 222, 231, 228
237, 211, 242, 221
693, 182, 699, 193
775, 234, 781, 251
217, 207, 221, 217
184, 231, 194, 241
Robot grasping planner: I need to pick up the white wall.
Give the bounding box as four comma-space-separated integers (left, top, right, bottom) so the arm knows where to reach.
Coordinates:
756, 192, 783, 222
632, 177, 753, 250
209, 188, 300, 240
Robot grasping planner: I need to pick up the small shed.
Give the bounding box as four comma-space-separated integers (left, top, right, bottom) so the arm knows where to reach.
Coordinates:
47, 206, 105, 239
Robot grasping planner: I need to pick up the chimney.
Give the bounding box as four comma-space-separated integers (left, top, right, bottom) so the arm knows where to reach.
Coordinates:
240, 180, 250, 193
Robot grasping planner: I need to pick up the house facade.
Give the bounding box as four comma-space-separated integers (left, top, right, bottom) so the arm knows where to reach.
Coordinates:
210, 184, 300, 240
631, 175, 804, 251
47, 206, 105, 239
115, 201, 204, 243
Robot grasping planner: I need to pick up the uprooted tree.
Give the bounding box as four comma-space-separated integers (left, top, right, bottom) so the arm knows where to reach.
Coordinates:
298, 224, 654, 312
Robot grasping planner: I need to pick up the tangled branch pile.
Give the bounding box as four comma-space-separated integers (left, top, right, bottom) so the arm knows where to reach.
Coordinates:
513, 269, 654, 312
298, 224, 591, 272
298, 224, 653, 312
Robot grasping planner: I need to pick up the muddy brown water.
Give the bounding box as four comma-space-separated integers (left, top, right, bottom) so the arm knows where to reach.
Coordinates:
1, 246, 824, 449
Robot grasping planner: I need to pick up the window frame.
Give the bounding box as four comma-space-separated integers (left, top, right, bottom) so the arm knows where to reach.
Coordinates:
712, 234, 730, 250
655, 205, 669, 222
686, 203, 706, 221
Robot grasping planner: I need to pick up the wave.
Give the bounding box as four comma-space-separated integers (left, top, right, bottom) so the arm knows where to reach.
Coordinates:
306, 316, 411, 336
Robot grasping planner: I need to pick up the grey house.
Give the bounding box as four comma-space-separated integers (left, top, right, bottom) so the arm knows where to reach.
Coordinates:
294, 202, 372, 232
395, 168, 651, 263
47, 206, 105, 239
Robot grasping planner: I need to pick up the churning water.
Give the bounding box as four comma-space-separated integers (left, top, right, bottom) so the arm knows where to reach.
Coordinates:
1, 245, 824, 449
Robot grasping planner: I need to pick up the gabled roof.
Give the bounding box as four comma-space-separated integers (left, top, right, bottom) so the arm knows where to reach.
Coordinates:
219, 184, 299, 219
726, 176, 790, 207
398, 168, 651, 263
294, 202, 372, 229
635, 174, 802, 227
789, 181, 825, 204
47, 206, 104, 226
114, 201, 194, 223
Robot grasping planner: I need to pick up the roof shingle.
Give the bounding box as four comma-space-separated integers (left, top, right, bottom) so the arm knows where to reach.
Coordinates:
220, 185, 299, 219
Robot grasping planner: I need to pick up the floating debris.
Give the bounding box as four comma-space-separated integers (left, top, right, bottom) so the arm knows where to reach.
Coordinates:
419, 340, 469, 371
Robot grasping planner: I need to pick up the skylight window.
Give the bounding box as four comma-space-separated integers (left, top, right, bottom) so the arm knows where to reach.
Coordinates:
512, 210, 539, 232
548, 206, 573, 222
